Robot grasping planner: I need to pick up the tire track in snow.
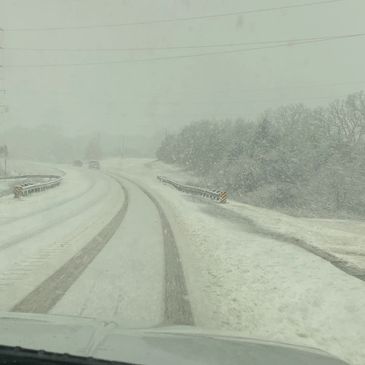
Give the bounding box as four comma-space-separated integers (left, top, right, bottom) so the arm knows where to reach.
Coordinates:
0, 174, 106, 252
200, 202, 365, 282
11, 178, 129, 314
112, 172, 194, 326
0, 169, 96, 226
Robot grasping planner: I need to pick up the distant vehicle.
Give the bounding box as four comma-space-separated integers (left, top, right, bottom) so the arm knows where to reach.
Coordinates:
73, 160, 83, 167
88, 160, 100, 169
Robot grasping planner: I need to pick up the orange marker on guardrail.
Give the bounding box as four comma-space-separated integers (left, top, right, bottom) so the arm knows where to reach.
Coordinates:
14, 185, 23, 198
219, 192, 228, 204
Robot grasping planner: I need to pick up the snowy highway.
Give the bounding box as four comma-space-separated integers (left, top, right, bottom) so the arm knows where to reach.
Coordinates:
0, 165, 123, 310
50, 172, 193, 327
0, 162, 193, 327
0, 159, 364, 365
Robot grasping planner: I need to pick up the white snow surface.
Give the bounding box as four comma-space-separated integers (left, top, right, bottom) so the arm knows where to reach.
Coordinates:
143, 159, 365, 271
4, 159, 66, 177
102, 158, 365, 365
1, 158, 364, 365
51, 177, 164, 327
0, 160, 124, 311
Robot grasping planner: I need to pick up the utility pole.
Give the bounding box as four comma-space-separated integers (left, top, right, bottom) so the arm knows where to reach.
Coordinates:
0, 27, 9, 176
0, 27, 8, 122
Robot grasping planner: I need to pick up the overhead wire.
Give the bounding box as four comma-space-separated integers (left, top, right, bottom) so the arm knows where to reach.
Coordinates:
0, 2, 358, 103
3, 0, 344, 31
3, 31, 365, 68
0, 35, 348, 52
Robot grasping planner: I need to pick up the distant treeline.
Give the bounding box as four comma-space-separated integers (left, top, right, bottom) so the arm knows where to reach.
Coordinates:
157, 92, 365, 217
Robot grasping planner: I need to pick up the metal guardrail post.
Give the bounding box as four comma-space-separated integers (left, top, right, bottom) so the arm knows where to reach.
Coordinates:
14, 185, 23, 198
12, 175, 63, 198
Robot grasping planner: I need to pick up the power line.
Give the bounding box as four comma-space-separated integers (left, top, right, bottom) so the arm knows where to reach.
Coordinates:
3, 0, 344, 31
0, 35, 344, 52
3, 31, 365, 68
7, 80, 365, 99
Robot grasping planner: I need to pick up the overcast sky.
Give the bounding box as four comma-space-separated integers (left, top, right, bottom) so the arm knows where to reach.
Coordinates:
0, 0, 364, 137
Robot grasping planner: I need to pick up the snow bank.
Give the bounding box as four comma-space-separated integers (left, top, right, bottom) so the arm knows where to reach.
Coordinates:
136, 159, 365, 274
5, 159, 66, 177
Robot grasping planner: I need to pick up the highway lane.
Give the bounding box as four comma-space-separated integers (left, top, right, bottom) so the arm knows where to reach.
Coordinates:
50, 173, 193, 327
0, 169, 124, 311
0, 167, 97, 225
11, 178, 129, 314
1, 163, 193, 327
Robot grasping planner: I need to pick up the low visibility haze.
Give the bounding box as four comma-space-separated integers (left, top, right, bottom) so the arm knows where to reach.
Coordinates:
1, 3, 365, 365
0, 0, 365, 158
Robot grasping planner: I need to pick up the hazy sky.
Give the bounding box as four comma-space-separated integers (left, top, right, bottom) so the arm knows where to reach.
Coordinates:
0, 0, 365, 137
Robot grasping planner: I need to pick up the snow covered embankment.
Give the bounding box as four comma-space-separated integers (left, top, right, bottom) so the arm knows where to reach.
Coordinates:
145, 159, 365, 276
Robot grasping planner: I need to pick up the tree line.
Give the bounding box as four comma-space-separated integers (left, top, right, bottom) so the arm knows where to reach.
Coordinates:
157, 91, 365, 217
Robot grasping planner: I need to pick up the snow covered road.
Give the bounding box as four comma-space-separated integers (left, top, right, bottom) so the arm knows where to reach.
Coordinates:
0, 159, 364, 365
1, 162, 193, 328
0, 164, 124, 311
51, 172, 193, 327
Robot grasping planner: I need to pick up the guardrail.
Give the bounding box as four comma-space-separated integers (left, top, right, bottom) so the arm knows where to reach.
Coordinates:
12, 175, 63, 198
0, 174, 63, 181
157, 176, 228, 203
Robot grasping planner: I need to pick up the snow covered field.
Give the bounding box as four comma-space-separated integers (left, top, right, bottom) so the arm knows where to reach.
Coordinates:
4, 159, 66, 177
102, 158, 365, 365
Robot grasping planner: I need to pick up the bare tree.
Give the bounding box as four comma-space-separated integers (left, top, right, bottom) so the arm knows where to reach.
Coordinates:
327, 92, 365, 145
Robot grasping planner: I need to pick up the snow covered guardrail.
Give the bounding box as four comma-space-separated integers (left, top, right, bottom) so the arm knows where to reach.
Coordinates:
157, 176, 228, 203
13, 175, 63, 198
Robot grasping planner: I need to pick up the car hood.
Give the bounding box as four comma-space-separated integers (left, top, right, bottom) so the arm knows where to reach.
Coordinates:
0, 312, 348, 365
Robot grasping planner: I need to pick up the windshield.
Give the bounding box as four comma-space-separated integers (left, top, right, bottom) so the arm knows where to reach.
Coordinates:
0, 1, 364, 365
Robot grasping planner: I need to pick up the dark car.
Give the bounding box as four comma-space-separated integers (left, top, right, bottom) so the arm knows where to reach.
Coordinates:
88, 160, 100, 169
